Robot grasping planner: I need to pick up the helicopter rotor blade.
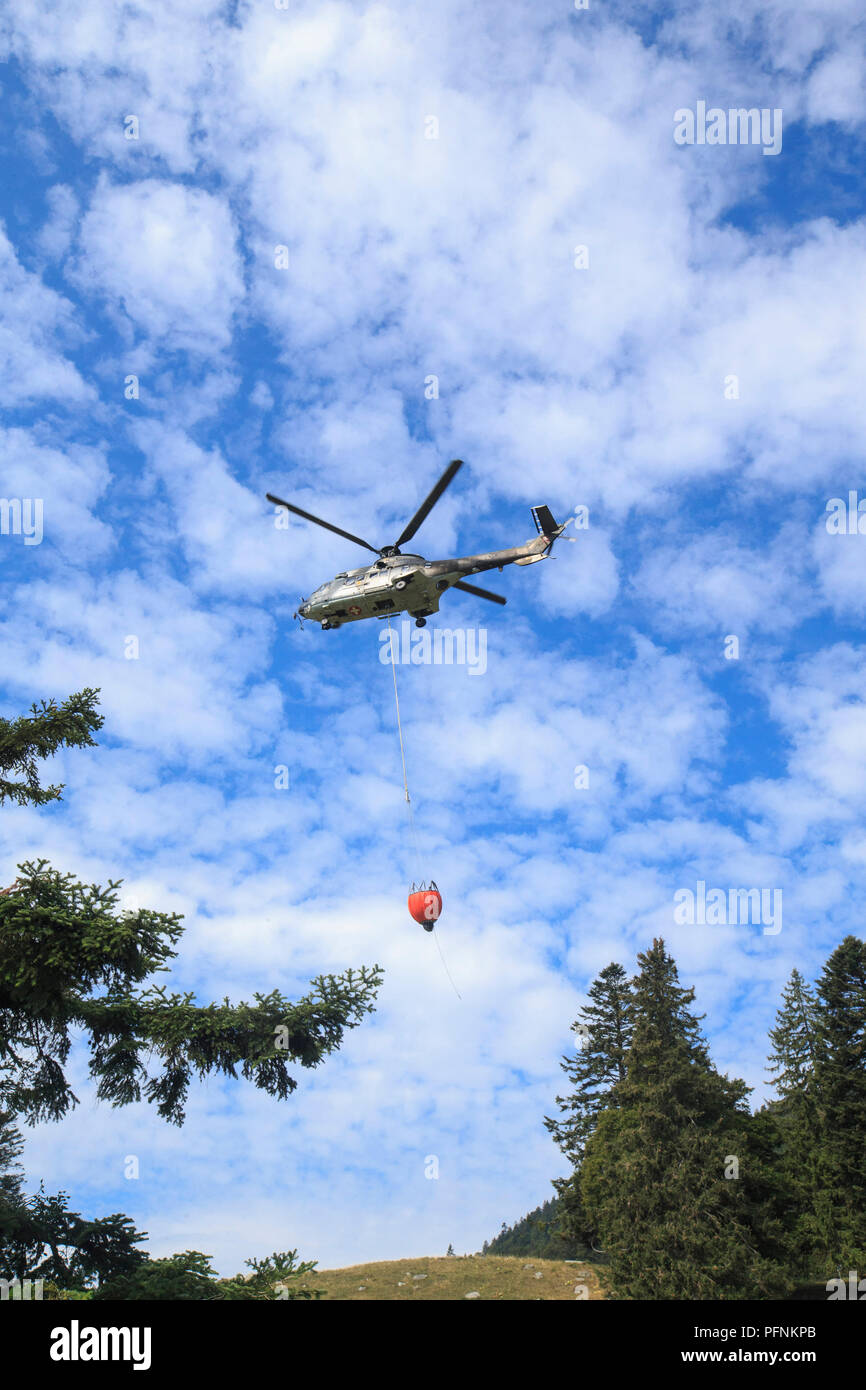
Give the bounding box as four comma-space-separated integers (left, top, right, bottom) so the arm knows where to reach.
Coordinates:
393, 458, 463, 549
452, 579, 507, 605
265, 494, 380, 555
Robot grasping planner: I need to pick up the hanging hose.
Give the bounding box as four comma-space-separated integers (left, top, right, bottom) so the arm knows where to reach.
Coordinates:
386, 616, 461, 999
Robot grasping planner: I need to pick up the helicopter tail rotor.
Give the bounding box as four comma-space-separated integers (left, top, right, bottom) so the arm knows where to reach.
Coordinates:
531, 505, 567, 543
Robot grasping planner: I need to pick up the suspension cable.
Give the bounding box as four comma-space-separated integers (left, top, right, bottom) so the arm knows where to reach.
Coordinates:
386, 617, 461, 999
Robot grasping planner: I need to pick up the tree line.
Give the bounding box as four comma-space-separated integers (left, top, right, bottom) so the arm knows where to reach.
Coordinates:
540, 939, 865, 1298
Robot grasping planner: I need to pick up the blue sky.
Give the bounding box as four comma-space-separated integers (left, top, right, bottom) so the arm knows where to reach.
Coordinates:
2, 0, 866, 1273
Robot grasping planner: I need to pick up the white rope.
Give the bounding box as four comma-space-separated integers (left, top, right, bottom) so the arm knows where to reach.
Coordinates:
387, 617, 422, 877
433, 924, 462, 1000
386, 617, 461, 999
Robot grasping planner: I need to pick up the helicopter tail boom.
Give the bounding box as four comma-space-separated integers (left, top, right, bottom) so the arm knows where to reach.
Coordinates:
513, 505, 567, 564
424, 505, 567, 581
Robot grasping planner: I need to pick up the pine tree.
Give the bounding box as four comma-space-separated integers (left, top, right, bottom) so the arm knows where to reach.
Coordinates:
545, 961, 633, 1244
0, 1111, 24, 1204
580, 939, 786, 1299
763, 968, 830, 1275
0, 689, 103, 807
0, 859, 382, 1128
481, 1197, 584, 1259
813, 936, 866, 1270
0, 693, 383, 1128
91, 1248, 324, 1301
0, 1111, 29, 1270
768, 969, 819, 1097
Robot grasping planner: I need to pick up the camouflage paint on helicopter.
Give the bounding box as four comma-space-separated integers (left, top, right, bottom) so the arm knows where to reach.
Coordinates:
266, 459, 567, 629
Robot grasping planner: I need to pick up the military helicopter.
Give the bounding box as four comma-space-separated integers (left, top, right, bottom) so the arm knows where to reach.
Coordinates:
266, 458, 567, 629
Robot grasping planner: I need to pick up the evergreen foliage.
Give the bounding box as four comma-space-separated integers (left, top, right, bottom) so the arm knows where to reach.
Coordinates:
481, 1197, 586, 1259
0, 690, 383, 1130
762, 967, 829, 1275
92, 1248, 323, 1300
579, 939, 787, 1298
812, 937, 866, 1269
0, 688, 103, 808
0, 860, 382, 1128
760, 940, 866, 1277
0, 1108, 147, 1288
544, 961, 633, 1245
0, 689, 378, 1294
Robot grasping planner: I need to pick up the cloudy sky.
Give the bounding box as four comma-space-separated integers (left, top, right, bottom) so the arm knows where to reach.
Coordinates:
1, 0, 865, 1274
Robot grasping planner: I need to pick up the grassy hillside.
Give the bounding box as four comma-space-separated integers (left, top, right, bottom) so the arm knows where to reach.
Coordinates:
300, 1254, 606, 1300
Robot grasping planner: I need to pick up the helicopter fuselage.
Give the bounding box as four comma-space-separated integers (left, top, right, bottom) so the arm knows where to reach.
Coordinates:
296, 529, 557, 629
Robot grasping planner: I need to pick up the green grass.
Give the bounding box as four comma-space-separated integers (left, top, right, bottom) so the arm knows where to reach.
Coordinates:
300, 1254, 606, 1301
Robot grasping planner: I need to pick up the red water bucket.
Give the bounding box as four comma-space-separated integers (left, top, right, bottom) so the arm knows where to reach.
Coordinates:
408, 881, 442, 931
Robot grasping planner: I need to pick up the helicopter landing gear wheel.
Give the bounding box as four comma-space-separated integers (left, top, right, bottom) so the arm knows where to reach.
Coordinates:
415, 617, 426, 628
395, 579, 407, 591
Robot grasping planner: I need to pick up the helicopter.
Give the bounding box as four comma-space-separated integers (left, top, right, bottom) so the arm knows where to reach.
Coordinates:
266, 458, 567, 630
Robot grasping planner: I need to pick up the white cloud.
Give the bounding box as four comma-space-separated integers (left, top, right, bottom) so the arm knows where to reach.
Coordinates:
813, 513, 866, 617
0, 228, 92, 407
635, 523, 815, 639
806, 46, 866, 125
0, 427, 111, 558
72, 178, 244, 351
0, 570, 282, 758
37, 184, 79, 262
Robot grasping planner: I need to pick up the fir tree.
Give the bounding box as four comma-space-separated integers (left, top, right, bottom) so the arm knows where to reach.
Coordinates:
545, 961, 633, 1244
768, 969, 819, 1098
92, 1248, 323, 1301
0, 690, 355, 1291
763, 968, 830, 1275
482, 1197, 583, 1259
0, 861, 382, 1127
0, 1111, 24, 1204
0, 693, 383, 1128
581, 939, 786, 1299
0, 1111, 30, 1270
813, 936, 866, 1270
0, 689, 103, 808
0, 1108, 147, 1287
